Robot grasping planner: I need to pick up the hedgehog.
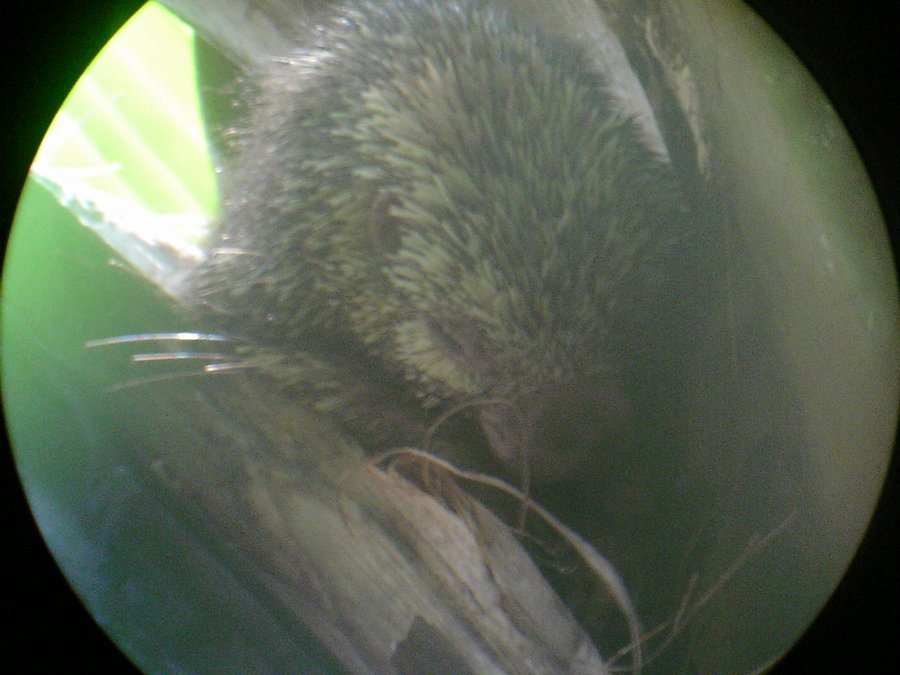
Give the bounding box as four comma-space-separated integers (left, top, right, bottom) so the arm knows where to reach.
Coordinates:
188, 0, 693, 484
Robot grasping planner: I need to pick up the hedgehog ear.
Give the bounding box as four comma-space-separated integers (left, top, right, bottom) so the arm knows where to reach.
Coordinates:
367, 191, 404, 254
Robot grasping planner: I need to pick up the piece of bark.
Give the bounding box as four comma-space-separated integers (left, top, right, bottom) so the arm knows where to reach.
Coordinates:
132, 376, 610, 674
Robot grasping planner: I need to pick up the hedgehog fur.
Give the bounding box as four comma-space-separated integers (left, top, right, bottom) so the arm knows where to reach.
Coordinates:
190, 0, 691, 481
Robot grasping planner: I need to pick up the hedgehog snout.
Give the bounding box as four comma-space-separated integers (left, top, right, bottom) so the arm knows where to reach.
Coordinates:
478, 375, 633, 483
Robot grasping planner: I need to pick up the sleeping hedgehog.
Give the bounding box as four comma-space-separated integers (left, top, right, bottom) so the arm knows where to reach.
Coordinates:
188, 0, 695, 484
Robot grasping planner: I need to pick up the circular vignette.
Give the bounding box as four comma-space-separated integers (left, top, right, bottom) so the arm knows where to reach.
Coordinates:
1, 1, 897, 672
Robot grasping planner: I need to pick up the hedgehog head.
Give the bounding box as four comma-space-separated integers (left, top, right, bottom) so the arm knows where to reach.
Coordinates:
204, 1, 689, 478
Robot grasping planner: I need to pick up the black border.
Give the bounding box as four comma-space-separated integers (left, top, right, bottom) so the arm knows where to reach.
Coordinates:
2, 1, 896, 671
745, 2, 899, 672
3, 4, 144, 670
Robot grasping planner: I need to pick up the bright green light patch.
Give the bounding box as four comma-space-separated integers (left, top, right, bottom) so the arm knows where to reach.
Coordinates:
33, 1, 217, 235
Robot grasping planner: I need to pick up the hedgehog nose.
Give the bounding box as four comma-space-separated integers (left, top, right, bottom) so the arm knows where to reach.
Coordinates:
480, 376, 633, 482
532, 377, 634, 480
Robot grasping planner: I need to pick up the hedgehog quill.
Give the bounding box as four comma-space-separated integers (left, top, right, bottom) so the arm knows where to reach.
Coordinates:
188, 0, 694, 487
63, 0, 721, 670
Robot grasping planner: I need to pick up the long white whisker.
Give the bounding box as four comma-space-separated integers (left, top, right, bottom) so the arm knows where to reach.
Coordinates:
130, 351, 234, 363
202, 361, 257, 373
103, 359, 258, 392
87, 332, 253, 390
85, 332, 230, 347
